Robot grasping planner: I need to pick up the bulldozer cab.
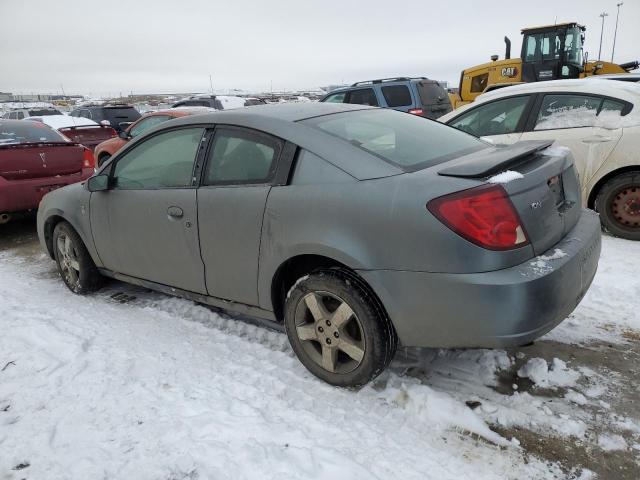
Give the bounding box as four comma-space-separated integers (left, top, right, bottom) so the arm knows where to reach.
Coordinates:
520, 23, 585, 82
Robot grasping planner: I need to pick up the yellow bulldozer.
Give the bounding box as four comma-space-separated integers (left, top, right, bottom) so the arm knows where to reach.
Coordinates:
450, 22, 639, 109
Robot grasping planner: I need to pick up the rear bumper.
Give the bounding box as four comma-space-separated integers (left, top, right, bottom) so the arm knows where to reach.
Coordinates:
358, 209, 602, 348
0, 168, 93, 213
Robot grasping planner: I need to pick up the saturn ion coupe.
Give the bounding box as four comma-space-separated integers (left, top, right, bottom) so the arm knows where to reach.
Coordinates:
37, 103, 601, 387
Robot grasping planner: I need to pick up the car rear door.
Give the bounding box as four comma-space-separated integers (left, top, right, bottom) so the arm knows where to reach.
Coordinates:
518, 93, 623, 187
90, 127, 207, 293
197, 125, 289, 305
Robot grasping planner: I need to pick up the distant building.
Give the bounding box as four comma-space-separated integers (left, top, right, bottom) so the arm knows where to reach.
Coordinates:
0, 92, 12, 101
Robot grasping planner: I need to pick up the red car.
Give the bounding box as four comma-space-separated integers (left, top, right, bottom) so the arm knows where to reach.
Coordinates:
27, 115, 118, 151
0, 120, 94, 223
93, 108, 211, 166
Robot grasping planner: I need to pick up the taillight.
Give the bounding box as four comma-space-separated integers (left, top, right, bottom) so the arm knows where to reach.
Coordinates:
408, 108, 424, 116
108, 128, 117, 138
427, 184, 529, 250
82, 147, 96, 169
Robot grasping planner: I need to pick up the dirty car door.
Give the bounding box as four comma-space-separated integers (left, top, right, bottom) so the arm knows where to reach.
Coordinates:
90, 127, 207, 294
197, 126, 284, 305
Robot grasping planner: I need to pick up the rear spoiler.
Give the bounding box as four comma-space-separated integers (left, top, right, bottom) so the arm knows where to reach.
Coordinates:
58, 125, 113, 131
438, 140, 553, 179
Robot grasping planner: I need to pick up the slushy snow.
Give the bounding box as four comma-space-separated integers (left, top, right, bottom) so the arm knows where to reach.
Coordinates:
487, 170, 524, 184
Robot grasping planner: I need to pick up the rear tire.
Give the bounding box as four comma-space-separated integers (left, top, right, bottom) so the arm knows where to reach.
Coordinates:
284, 268, 397, 387
594, 171, 640, 241
53, 221, 102, 294
97, 153, 111, 167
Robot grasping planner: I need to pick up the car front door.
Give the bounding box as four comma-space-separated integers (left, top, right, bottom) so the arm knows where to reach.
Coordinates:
518, 93, 624, 187
90, 126, 208, 294
197, 126, 285, 305
446, 95, 533, 145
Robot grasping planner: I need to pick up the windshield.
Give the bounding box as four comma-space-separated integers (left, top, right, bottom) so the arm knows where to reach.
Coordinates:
303, 109, 487, 171
523, 27, 583, 66
564, 26, 583, 65
0, 120, 68, 145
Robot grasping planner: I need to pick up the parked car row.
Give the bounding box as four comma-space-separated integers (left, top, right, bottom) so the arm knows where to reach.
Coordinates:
3, 74, 638, 387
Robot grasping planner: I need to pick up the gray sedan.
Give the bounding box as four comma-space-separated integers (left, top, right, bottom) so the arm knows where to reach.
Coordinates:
37, 103, 601, 387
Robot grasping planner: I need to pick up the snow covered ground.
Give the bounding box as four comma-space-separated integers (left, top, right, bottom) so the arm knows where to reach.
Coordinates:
1, 230, 639, 479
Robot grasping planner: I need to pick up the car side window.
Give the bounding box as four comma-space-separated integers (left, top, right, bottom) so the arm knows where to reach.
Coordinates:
346, 89, 379, 106
534, 94, 602, 130
448, 96, 531, 136
381, 85, 412, 107
129, 115, 172, 138
203, 128, 281, 185
112, 127, 204, 189
16, 111, 25, 119
323, 92, 346, 103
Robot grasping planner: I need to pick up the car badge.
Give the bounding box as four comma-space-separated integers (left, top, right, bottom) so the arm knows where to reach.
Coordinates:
39, 152, 47, 168
530, 201, 543, 210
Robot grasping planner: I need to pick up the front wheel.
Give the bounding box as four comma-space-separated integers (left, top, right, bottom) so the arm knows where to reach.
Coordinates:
595, 171, 640, 241
284, 269, 397, 387
53, 221, 102, 294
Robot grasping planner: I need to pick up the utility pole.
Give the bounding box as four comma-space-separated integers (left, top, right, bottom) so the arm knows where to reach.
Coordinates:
209, 74, 214, 94
598, 11, 608, 60
611, 2, 623, 62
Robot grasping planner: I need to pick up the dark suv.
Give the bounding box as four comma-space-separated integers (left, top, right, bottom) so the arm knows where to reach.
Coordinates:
320, 77, 452, 119
69, 104, 141, 133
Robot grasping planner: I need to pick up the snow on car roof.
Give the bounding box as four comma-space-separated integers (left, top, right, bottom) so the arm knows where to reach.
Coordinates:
216, 96, 247, 110
27, 115, 98, 129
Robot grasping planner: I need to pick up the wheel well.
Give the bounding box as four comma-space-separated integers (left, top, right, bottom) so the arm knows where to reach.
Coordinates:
271, 255, 350, 322
588, 166, 640, 209
43, 215, 66, 259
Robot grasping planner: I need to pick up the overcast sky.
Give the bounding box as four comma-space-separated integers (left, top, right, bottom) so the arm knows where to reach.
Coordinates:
1, 0, 639, 97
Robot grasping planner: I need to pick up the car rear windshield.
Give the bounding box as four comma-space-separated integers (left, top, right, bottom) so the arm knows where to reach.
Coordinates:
0, 120, 68, 145
28, 108, 61, 116
417, 82, 446, 105
103, 107, 142, 123
303, 109, 486, 171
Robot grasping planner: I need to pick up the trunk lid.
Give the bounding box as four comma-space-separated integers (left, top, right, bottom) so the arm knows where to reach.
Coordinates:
0, 143, 85, 180
438, 141, 581, 255
416, 80, 452, 118
59, 126, 116, 150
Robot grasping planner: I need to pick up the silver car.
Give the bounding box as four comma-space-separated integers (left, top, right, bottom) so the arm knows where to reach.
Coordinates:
37, 103, 601, 387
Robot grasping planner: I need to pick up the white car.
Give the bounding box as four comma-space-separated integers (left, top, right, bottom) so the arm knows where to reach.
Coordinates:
439, 79, 640, 240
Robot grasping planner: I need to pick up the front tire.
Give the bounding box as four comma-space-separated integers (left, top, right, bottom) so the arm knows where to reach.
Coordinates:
284, 268, 397, 387
595, 171, 640, 241
53, 221, 102, 294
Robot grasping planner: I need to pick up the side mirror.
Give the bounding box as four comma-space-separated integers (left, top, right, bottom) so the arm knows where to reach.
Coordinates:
118, 130, 130, 139
87, 174, 110, 192
119, 121, 133, 130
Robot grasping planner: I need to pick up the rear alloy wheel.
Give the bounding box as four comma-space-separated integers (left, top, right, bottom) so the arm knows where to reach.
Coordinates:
595, 171, 640, 241
284, 269, 397, 387
53, 222, 102, 294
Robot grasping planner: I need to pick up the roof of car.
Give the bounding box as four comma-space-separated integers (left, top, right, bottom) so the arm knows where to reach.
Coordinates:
172, 102, 371, 124
130, 102, 396, 180
27, 115, 98, 129
585, 73, 640, 81
438, 79, 640, 124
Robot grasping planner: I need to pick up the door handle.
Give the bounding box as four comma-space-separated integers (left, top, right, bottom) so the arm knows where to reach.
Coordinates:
167, 206, 184, 218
